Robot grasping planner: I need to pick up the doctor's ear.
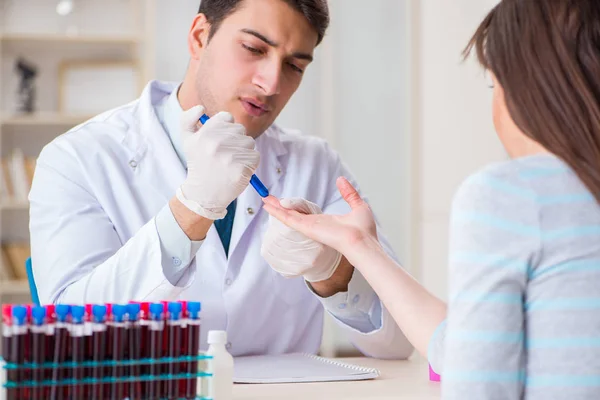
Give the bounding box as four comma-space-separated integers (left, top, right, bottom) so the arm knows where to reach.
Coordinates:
188, 13, 211, 59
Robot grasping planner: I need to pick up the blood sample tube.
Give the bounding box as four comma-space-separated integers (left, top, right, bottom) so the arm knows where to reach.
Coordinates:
178, 300, 188, 398
10, 306, 27, 400
30, 306, 46, 400
185, 302, 201, 400
161, 300, 169, 398
127, 303, 142, 400
51, 305, 70, 400
84, 303, 94, 396
148, 303, 164, 399
44, 304, 55, 399
90, 305, 107, 400
68, 306, 85, 399
110, 304, 127, 400
2, 305, 14, 400
138, 302, 150, 397
167, 302, 182, 399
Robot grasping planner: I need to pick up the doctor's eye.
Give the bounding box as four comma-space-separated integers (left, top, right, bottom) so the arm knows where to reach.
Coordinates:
287, 63, 304, 74
242, 44, 263, 55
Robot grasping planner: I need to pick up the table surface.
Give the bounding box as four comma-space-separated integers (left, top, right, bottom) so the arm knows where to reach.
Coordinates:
232, 356, 441, 400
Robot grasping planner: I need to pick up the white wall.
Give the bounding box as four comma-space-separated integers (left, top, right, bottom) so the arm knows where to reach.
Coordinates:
413, 0, 505, 300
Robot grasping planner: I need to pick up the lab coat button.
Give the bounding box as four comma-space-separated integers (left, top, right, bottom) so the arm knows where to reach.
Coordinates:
247, 207, 254, 215
352, 295, 360, 304
129, 160, 137, 168
338, 303, 347, 310
225, 278, 232, 286
276, 167, 282, 174
172, 257, 182, 267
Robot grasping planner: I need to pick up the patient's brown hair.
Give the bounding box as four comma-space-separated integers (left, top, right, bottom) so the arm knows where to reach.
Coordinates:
465, 0, 600, 202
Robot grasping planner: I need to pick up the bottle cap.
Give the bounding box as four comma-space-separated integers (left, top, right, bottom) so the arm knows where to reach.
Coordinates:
207, 330, 228, 345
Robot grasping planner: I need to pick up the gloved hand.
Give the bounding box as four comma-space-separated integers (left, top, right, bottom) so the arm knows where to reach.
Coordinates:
176, 105, 260, 220
261, 198, 342, 282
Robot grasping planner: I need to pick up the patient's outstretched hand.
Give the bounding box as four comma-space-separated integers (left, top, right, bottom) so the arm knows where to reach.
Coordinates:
261, 177, 380, 259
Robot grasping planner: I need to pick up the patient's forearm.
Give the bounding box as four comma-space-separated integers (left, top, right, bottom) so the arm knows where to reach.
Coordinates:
348, 239, 447, 359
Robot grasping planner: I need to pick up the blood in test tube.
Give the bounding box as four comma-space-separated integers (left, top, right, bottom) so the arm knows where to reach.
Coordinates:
51, 305, 71, 400
90, 305, 107, 400
109, 304, 127, 400
160, 300, 170, 398
84, 303, 94, 395
68, 306, 85, 399
178, 300, 188, 397
30, 306, 47, 400
44, 304, 55, 399
10, 305, 27, 400
8, 306, 29, 399
138, 301, 150, 397
166, 302, 182, 399
148, 303, 165, 399
127, 303, 142, 400
185, 302, 202, 400
2, 305, 14, 400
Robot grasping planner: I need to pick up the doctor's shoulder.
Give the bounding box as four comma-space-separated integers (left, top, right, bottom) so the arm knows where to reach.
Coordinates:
37, 102, 139, 165
266, 123, 342, 166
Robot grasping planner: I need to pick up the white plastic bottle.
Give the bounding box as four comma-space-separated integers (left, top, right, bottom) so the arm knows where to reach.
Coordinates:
206, 330, 234, 400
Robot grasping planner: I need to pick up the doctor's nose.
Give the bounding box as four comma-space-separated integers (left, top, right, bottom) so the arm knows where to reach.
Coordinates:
253, 63, 282, 96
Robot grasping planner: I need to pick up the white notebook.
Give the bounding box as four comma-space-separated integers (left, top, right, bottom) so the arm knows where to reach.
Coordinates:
233, 353, 380, 384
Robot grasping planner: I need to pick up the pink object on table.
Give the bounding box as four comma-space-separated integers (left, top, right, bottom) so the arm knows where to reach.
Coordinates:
429, 364, 441, 381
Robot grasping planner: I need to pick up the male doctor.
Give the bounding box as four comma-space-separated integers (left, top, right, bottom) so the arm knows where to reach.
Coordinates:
29, 0, 413, 358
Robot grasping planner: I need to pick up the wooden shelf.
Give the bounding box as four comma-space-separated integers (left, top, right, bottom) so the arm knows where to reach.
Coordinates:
0, 33, 140, 45
0, 280, 30, 296
0, 113, 93, 127
0, 202, 29, 211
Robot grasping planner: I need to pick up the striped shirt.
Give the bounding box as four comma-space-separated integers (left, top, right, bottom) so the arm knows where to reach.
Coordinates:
428, 153, 600, 400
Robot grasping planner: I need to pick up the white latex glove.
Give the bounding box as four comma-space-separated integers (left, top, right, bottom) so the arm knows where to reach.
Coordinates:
176, 105, 260, 220
261, 198, 342, 282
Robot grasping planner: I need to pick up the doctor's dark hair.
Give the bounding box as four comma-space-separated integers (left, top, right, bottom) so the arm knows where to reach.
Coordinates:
197, 0, 329, 45
464, 0, 600, 203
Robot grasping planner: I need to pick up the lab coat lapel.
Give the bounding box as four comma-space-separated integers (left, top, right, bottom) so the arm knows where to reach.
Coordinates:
134, 82, 187, 204
228, 127, 287, 260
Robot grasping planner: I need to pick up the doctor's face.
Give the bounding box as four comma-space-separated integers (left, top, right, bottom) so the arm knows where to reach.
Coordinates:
189, 0, 318, 138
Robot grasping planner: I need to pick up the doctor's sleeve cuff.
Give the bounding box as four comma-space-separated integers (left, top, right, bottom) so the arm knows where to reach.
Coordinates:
307, 269, 382, 334
155, 204, 204, 285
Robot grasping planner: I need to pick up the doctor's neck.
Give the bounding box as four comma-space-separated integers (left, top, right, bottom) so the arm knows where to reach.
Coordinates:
177, 76, 208, 113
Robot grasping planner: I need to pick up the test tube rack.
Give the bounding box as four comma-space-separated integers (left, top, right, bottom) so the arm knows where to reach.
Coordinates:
0, 353, 215, 399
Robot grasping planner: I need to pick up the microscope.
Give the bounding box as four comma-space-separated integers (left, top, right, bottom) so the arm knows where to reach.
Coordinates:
15, 58, 38, 114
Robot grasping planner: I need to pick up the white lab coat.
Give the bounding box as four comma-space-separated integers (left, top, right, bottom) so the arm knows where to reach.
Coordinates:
29, 80, 413, 358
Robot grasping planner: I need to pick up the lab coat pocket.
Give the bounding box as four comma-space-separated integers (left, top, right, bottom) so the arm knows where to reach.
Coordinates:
269, 270, 309, 306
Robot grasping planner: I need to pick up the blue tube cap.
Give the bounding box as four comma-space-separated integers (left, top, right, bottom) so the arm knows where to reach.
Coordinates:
112, 304, 127, 323
71, 305, 85, 324
168, 302, 182, 320
92, 305, 107, 323
12, 305, 27, 326
149, 303, 164, 321
31, 306, 46, 326
127, 303, 141, 321
55, 304, 71, 323
187, 301, 201, 319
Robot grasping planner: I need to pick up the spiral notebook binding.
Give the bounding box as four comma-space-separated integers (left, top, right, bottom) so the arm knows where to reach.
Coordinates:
301, 353, 380, 376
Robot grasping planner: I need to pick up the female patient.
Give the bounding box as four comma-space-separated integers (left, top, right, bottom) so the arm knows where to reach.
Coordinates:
264, 0, 600, 398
